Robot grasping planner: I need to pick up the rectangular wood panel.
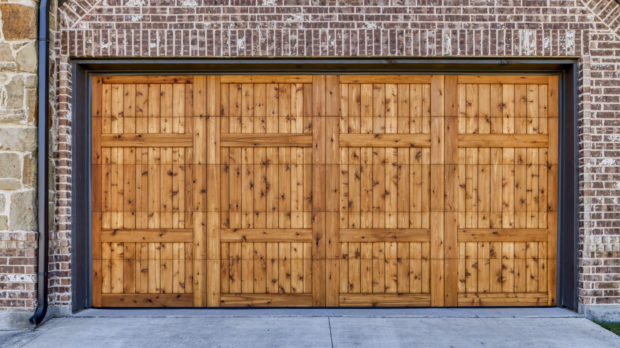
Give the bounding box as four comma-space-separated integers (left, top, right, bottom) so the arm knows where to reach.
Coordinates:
450, 76, 558, 306
92, 74, 558, 308
93, 76, 198, 307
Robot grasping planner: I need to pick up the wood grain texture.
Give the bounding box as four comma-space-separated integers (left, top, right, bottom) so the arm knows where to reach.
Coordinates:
458, 229, 548, 242
102, 76, 193, 84
220, 75, 313, 83
339, 294, 431, 307
340, 229, 430, 242
101, 293, 193, 307
457, 134, 548, 148
92, 74, 558, 308
457, 76, 549, 84
220, 134, 312, 147
219, 294, 312, 307
340, 134, 431, 147
452, 76, 557, 307
220, 229, 312, 242
101, 229, 193, 242
339, 75, 432, 84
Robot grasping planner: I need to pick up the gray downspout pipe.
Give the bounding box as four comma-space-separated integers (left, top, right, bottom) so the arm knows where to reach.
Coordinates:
30, 0, 50, 327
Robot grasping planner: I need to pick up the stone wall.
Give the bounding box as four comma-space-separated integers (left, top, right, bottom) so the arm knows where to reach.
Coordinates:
0, 0, 38, 314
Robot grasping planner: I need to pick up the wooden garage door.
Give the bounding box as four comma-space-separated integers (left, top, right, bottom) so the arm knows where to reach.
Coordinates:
91, 74, 558, 307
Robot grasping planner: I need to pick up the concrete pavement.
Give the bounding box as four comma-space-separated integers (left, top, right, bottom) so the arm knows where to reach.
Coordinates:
1, 308, 618, 348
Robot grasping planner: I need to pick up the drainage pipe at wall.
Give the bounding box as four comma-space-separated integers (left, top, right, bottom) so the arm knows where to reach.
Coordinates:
30, 0, 50, 328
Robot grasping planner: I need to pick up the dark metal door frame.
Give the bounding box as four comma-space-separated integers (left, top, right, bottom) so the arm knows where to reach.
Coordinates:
71, 58, 579, 311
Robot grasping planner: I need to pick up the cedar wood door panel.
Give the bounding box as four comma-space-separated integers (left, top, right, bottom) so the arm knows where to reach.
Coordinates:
91, 75, 558, 307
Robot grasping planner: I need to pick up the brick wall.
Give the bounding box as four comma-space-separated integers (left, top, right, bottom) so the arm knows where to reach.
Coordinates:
7, 0, 620, 315
0, 0, 38, 313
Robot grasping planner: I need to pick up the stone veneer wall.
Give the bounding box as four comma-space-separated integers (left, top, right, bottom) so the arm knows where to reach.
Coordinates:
0, 0, 38, 315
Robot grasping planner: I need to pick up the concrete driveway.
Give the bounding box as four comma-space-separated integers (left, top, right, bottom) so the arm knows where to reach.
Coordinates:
1, 308, 618, 348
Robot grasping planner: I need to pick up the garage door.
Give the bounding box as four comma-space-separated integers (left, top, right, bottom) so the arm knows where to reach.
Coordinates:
91, 74, 558, 307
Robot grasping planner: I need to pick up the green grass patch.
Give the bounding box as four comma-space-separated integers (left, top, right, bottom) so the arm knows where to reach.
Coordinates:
595, 321, 620, 336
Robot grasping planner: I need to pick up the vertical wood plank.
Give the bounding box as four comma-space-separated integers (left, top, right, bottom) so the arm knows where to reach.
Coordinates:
108, 243, 120, 293
372, 242, 385, 293
110, 244, 124, 294
372, 148, 385, 228
397, 84, 409, 133
385, 242, 397, 293
102, 243, 111, 294
254, 242, 267, 293
206, 76, 221, 306
92, 214, 102, 306
278, 243, 291, 293
385, 148, 398, 229
430, 75, 445, 306
243, 147, 255, 228
502, 243, 514, 293
136, 242, 148, 294
160, 242, 173, 294
229, 243, 241, 294
349, 243, 361, 293
172, 243, 185, 293
291, 242, 304, 294
242, 242, 254, 293
360, 243, 373, 293
192, 76, 207, 306
278, 148, 290, 228
465, 242, 477, 294
360, 148, 372, 229
490, 242, 502, 293
148, 243, 161, 294
303, 243, 312, 294
385, 84, 397, 134
266, 242, 279, 294
340, 243, 349, 293
397, 148, 410, 229
312, 75, 326, 306
477, 242, 490, 294
444, 75, 458, 306
547, 76, 558, 305
397, 242, 410, 293
360, 84, 372, 134
221, 243, 229, 294
123, 243, 135, 294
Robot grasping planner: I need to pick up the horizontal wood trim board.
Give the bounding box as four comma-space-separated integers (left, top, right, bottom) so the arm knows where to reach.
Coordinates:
101, 294, 193, 307
456, 75, 551, 84
339, 294, 431, 307
219, 294, 313, 307
340, 134, 431, 148
339, 75, 432, 84
220, 134, 313, 147
220, 228, 313, 242
458, 293, 548, 306
220, 75, 313, 83
101, 76, 193, 84
457, 134, 548, 148
457, 228, 548, 242
101, 229, 193, 242
101, 134, 193, 147
340, 229, 430, 242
